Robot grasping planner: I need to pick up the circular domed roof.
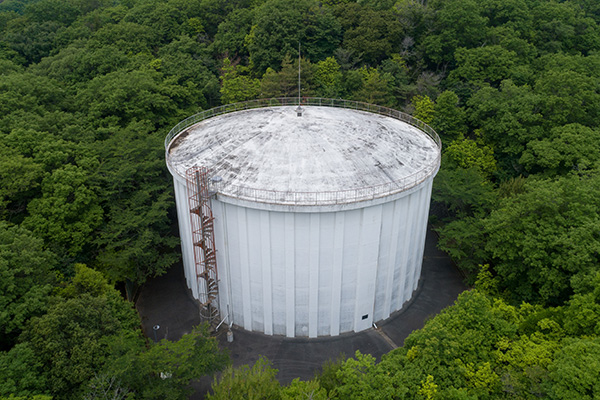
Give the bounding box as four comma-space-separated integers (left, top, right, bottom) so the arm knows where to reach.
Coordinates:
167, 104, 440, 205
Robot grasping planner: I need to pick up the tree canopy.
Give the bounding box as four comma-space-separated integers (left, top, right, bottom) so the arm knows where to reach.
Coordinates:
2, 0, 600, 397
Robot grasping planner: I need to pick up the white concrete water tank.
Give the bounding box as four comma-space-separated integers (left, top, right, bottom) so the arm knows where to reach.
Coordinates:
165, 98, 441, 338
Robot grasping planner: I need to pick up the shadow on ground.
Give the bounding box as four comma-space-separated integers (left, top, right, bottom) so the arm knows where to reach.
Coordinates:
136, 226, 467, 399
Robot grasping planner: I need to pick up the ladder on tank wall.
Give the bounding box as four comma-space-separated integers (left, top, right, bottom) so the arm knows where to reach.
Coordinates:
186, 167, 220, 327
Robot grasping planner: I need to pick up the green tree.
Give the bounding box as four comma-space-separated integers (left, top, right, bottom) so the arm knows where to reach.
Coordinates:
534, 67, 600, 128
447, 45, 519, 88
330, 351, 390, 399
91, 120, 179, 300
156, 35, 221, 110
314, 56, 343, 98
246, 0, 341, 73
87, 22, 155, 55
467, 80, 544, 175
1, 19, 63, 65
519, 124, 600, 176
331, 291, 520, 399
411, 95, 435, 125
31, 44, 130, 84
546, 338, 600, 399
0, 72, 67, 120
562, 273, 600, 336
260, 54, 314, 98
483, 172, 600, 306
418, 375, 438, 400
281, 379, 327, 400
432, 90, 466, 143
0, 343, 49, 398
22, 164, 103, 257
0, 223, 56, 349
435, 215, 488, 277
528, 1, 600, 55
20, 266, 142, 400
220, 57, 260, 103
334, 3, 403, 66
208, 357, 280, 400
352, 67, 394, 106
444, 137, 497, 178
212, 8, 255, 61
419, 0, 489, 66
99, 325, 228, 400
379, 54, 412, 106
122, 0, 187, 44
0, 144, 43, 218
76, 69, 179, 128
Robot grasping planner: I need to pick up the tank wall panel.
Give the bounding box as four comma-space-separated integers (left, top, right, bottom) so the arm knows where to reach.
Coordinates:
294, 213, 310, 336
374, 200, 396, 321
212, 199, 231, 324
340, 209, 360, 333
284, 213, 296, 337
330, 212, 345, 336
318, 213, 335, 336
260, 212, 273, 335
391, 194, 411, 313
404, 187, 423, 304
270, 212, 287, 335
308, 214, 320, 338
246, 208, 264, 332
225, 205, 244, 328
413, 179, 434, 290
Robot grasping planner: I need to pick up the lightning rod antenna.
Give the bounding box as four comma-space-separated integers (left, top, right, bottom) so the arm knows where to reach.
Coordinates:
296, 42, 303, 117
298, 42, 301, 104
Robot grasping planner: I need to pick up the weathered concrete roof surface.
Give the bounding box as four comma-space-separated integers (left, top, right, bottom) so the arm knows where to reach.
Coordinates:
168, 106, 439, 200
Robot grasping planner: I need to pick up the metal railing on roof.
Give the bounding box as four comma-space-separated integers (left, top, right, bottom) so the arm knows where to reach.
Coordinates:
165, 97, 441, 206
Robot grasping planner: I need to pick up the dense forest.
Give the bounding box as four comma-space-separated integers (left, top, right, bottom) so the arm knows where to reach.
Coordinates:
1, 0, 599, 398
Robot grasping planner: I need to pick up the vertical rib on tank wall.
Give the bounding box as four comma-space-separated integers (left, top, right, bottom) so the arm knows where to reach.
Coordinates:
308, 214, 320, 338
294, 213, 310, 337
390, 193, 411, 314
408, 179, 432, 299
211, 199, 231, 327
237, 207, 253, 331
223, 205, 244, 329
317, 213, 335, 337
246, 208, 263, 333
402, 187, 423, 305
373, 200, 394, 322
377, 199, 400, 322
284, 213, 295, 338
340, 208, 360, 334
270, 211, 286, 336
412, 178, 434, 292
173, 178, 197, 298
260, 211, 273, 335
330, 212, 345, 336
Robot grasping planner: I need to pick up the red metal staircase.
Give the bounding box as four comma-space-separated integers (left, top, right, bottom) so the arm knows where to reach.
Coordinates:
186, 167, 220, 326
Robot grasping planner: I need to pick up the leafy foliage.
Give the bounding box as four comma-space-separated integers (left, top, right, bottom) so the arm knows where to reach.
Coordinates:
483, 172, 600, 305
0, 223, 56, 349
2, 0, 600, 398
207, 357, 280, 400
